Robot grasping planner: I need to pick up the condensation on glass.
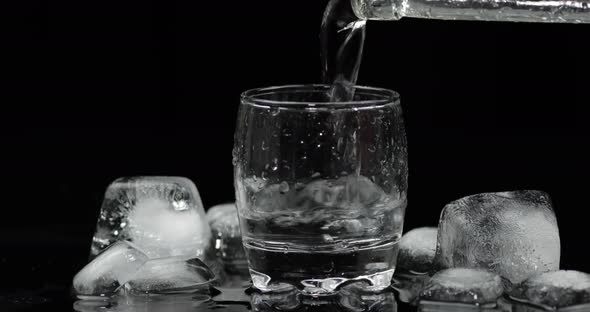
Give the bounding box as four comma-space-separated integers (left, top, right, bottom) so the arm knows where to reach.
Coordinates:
233, 85, 408, 294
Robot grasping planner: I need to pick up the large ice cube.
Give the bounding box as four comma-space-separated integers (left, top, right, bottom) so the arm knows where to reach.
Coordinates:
91, 176, 211, 259
124, 257, 215, 295
434, 190, 560, 284
397, 227, 437, 274
73, 241, 148, 298
419, 268, 503, 305
510, 270, 590, 309
206, 203, 248, 274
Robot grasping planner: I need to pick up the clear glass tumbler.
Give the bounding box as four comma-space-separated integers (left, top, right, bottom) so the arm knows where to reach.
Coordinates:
233, 85, 407, 294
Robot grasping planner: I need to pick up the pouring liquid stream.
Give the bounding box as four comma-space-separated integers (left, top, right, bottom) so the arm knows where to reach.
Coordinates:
321, 0, 590, 103
321, 0, 367, 102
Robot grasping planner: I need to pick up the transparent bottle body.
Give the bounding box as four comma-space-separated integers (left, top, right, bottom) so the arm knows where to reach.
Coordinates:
352, 0, 590, 23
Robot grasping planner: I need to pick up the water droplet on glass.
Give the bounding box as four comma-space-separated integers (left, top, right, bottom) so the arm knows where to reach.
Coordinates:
368, 146, 376, 153
311, 172, 321, 178
270, 107, 280, 116
261, 141, 268, 151
261, 171, 268, 180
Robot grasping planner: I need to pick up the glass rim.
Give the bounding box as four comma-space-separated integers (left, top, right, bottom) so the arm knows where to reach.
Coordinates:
241, 84, 400, 110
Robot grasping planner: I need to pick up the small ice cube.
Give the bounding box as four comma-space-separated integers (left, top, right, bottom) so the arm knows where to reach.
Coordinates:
90, 176, 211, 259
73, 241, 148, 298
207, 203, 238, 224
250, 287, 301, 311
206, 203, 247, 274
419, 268, 503, 305
435, 190, 560, 284
510, 270, 590, 309
397, 227, 437, 274
124, 257, 215, 295
392, 273, 431, 304
297, 175, 384, 210
338, 284, 397, 312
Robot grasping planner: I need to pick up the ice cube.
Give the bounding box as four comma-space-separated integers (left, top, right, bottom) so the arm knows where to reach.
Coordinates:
397, 227, 437, 274
250, 287, 302, 311
510, 270, 590, 309
392, 272, 431, 304
297, 175, 385, 211
338, 284, 398, 312
206, 203, 248, 274
124, 256, 215, 295
90, 176, 211, 259
73, 241, 148, 298
434, 190, 560, 284
419, 268, 503, 305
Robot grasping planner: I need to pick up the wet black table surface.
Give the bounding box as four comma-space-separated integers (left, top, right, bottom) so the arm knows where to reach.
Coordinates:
0, 226, 412, 312
3, 226, 585, 312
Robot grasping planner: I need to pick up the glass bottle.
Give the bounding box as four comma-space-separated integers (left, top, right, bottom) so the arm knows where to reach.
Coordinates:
352, 0, 590, 23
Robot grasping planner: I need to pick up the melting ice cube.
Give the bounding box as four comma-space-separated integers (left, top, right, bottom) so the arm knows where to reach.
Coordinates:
206, 203, 248, 274
397, 227, 437, 274
435, 190, 560, 284
90, 176, 211, 259
124, 257, 216, 295
510, 270, 590, 309
419, 268, 503, 305
73, 241, 148, 298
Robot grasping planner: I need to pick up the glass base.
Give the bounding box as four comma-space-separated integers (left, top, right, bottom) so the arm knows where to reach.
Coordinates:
250, 268, 395, 295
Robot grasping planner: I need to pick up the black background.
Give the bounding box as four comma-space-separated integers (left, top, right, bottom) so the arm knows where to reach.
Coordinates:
1, 0, 589, 310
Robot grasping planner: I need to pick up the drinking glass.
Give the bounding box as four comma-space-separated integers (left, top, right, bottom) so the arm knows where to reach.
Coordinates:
233, 85, 407, 294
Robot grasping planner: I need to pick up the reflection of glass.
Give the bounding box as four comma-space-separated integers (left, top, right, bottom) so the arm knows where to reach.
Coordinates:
250, 286, 398, 312
73, 294, 212, 312
233, 85, 408, 294
418, 298, 517, 311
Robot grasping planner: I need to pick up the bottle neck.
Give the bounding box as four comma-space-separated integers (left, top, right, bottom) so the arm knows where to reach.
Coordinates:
351, 0, 404, 20
352, 0, 590, 23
